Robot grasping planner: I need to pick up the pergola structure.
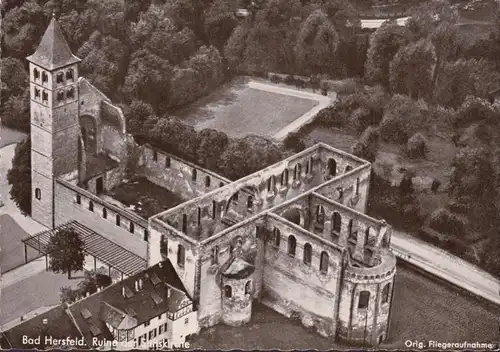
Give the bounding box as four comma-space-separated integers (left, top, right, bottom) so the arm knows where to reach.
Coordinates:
22, 221, 147, 280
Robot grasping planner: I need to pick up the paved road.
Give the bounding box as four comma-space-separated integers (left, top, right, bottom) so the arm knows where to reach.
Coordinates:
391, 229, 500, 305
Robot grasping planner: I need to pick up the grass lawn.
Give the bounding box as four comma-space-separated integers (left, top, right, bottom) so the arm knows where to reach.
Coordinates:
190, 264, 499, 350
105, 177, 184, 219
1, 269, 83, 327
0, 214, 41, 272
177, 78, 318, 139
304, 127, 456, 219
0, 126, 27, 149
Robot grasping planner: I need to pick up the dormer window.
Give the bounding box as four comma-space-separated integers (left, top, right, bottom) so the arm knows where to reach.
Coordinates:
42, 91, 48, 103
57, 91, 64, 102
42, 71, 48, 83
34, 88, 40, 99
67, 88, 74, 99
66, 69, 74, 81
56, 73, 64, 84
33, 68, 40, 80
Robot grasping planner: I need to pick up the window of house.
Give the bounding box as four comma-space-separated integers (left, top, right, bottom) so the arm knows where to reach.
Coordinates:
205, 176, 211, 188
212, 200, 216, 219
57, 91, 64, 101
182, 214, 187, 233
116, 214, 121, 226
35, 188, 41, 200
320, 251, 329, 274
247, 196, 253, 212
382, 284, 391, 304
33, 68, 40, 80
245, 281, 252, 295
212, 246, 219, 265
165, 156, 171, 168
288, 235, 296, 256
67, 88, 74, 99
356, 177, 360, 195
66, 69, 74, 81
56, 72, 64, 84
89, 201, 94, 212
102, 208, 107, 219
144, 229, 149, 242
332, 212, 341, 233
267, 175, 275, 192
42, 71, 48, 83
281, 169, 289, 186
192, 168, 197, 181
34, 88, 40, 99
144, 320, 150, 327
76, 194, 81, 204
159, 325, 164, 335
358, 291, 370, 309
148, 330, 154, 340
42, 91, 48, 103
197, 207, 201, 226
224, 285, 232, 298
294, 163, 302, 180
130, 222, 134, 234
153, 151, 158, 162
185, 318, 189, 324
303, 243, 312, 266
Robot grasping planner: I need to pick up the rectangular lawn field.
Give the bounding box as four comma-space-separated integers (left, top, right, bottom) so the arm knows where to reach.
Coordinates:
177, 79, 319, 139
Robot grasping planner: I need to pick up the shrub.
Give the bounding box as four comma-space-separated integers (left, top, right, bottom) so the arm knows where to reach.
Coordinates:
285, 74, 296, 85
270, 74, 281, 83
406, 133, 428, 158
429, 208, 467, 237
284, 132, 306, 152
290, 311, 301, 321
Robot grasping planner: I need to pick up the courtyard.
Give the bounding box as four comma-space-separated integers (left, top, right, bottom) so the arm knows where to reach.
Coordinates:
103, 177, 185, 219
190, 264, 499, 350
177, 78, 323, 139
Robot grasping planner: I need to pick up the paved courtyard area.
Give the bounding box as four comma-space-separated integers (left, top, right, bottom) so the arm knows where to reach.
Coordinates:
178, 78, 328, 139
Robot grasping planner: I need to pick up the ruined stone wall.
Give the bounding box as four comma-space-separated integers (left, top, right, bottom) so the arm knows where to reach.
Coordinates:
101, 123, 126, 162
78, 78, 106, 154
54, 180, 149, 248
85, 168, 122, 194
260, 214, 344, 337
221, 274, 254, 326
141, 146, 229, 201
337, 251, 396, 345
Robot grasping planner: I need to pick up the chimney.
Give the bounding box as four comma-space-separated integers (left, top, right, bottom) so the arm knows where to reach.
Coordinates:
135, 280, 139, 292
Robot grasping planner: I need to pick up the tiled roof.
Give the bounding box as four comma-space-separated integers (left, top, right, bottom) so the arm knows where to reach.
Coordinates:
26, 15, 81, 70
67, 260, 191, 348
1, 305, 85, 349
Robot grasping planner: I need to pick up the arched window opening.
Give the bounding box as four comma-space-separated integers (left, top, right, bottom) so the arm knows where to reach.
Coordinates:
288, 235, 296, 256
332, 212, 342, 233
348, 219, 357, 242
165, 156, 171, 168
245, 281, 252, 295
76, 194, 81, 204
42, 91, 48, 103
212, 246, 219, 264
67, 88, 74, 99
308, 157, 314, 173
205, 176, 211, 188
182, 214, 187, 233
273, 228, 281, 247
382, 283, 391, 304
267, 175, 275, 192
66, 69, 74, 81
358, 291, 370, 309
33, 68, 40, 80
129, 222, 134, 234
364, 227, 370, 246
303, 243, 312, 266
320, 251, 329, 273
34, 88, 40, 99
328, 158, 337, 176
315, 205, 325, 229
102, 208, 107, 219
247, 196, 253, 212
345, 165, 353, 173
294, 163, 302, 180
177, 244, 185, 267
116, 214, 121, 226
212, 200, 216, 219
281, 169, 289, 186
192, 168, 197, 181
356, 178, 360, 195
144, 229, 149, 242
197, 207, 201, 225
35, 188, 41, 200
57, 91, 64, 101
42, 71, 48, 83
56, 72, 64, 84
153, 150, 158, 162
224, 285, 232, 298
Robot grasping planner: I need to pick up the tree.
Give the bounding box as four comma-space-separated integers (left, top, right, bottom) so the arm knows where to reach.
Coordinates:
365, 23, 411, 88
7, 138, 32, 216
406, 0, 458, 41
0, 58, 28, 104
224, 25, 250, 70
389, 39, 436, 100
454, 96, 499, 129
197, 129, 229, 171
46, 228, 85, 279
294, 9, 339, 75
60, 286, 80, 304
351, 126, 380, 162
406, 133, 428, 159
283, 132, 306, 153
124, 100, 156, 140
1, 89, 30, 132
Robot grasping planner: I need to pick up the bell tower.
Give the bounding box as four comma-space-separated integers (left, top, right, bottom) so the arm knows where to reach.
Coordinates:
26, 14, 81, 228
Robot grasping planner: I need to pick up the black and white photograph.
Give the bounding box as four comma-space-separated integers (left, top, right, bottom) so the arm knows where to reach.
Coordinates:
0, 0, 499, 350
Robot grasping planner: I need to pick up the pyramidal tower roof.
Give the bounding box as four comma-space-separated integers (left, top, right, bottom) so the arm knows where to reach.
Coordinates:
26, 13, 81, 70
